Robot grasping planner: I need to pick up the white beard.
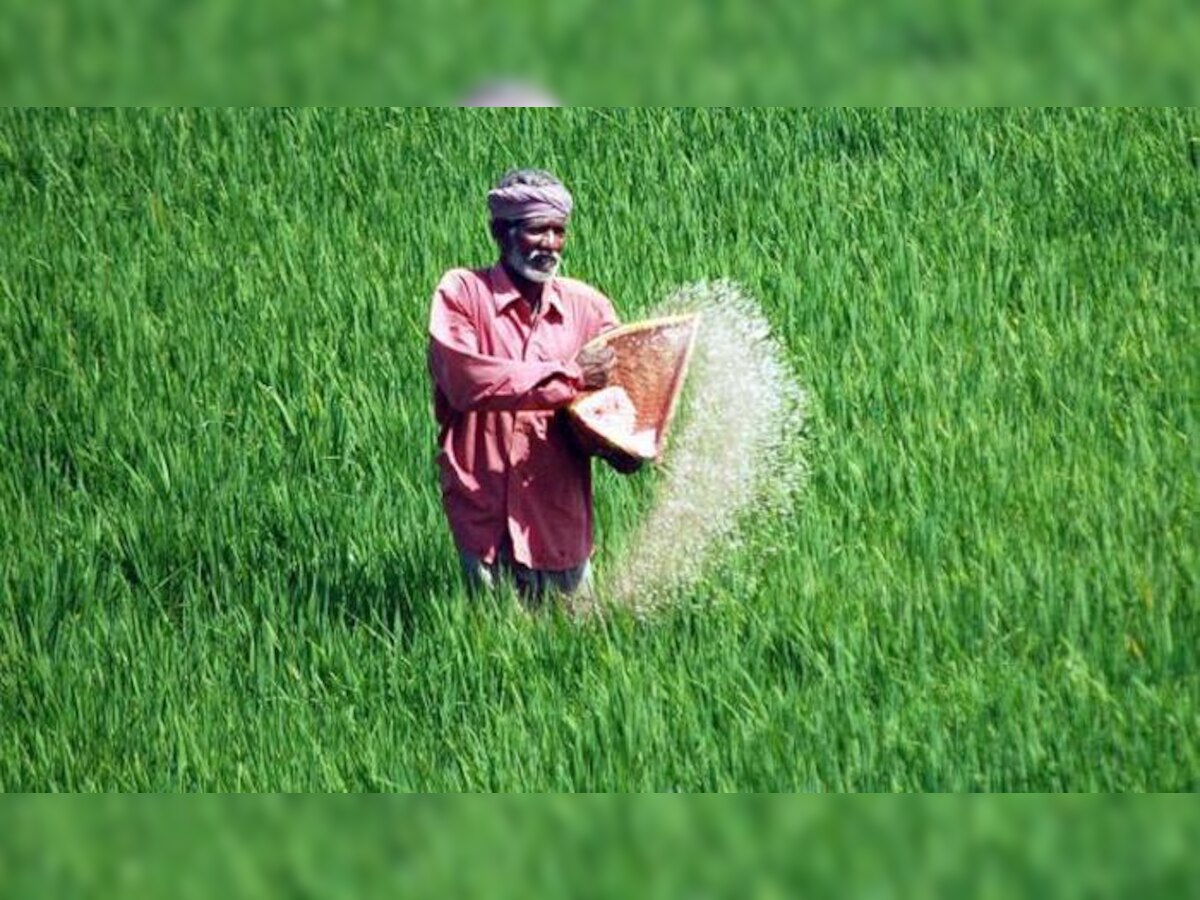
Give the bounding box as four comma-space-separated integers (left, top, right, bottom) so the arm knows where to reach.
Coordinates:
506, 245, 560, 283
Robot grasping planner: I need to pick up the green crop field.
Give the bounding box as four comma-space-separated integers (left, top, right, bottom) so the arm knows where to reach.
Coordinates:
0, 108, 1195, 791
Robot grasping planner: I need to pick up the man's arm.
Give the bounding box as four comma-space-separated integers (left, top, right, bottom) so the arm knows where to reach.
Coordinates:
587, 291, 620, 342
428, 276, 603, 414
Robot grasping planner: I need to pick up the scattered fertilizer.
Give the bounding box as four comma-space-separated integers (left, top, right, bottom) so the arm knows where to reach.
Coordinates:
606, 281, 809, 614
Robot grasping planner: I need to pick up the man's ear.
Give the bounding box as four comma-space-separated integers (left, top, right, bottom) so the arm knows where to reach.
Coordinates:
489, 219, 509, 247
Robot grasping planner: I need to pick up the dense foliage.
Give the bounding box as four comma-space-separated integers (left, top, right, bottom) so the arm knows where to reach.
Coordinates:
1, 109, 1194, 789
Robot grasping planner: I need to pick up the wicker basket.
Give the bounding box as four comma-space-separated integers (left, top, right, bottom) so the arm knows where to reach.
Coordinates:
567, 314, 700, 467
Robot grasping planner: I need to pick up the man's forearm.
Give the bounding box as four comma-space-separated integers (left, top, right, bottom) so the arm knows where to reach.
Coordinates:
429, 339, 584, 413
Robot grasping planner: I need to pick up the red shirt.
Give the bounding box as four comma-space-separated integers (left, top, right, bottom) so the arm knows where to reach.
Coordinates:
428, 264, 619, 569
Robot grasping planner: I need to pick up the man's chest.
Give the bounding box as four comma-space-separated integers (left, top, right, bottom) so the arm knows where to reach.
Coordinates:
476, 306, 585, 362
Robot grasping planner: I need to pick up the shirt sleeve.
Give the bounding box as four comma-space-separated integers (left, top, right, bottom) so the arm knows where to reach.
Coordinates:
428, 273, 585, 414
588, 292, 620, 341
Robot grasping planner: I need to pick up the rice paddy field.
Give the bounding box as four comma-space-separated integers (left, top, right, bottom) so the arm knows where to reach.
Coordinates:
0, 108, 1195, 791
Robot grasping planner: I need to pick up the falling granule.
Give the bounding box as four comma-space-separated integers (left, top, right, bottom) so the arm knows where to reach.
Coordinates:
605, 281, 809, 614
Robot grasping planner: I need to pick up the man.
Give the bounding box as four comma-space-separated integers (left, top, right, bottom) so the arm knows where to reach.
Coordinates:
427, 168, 634, 605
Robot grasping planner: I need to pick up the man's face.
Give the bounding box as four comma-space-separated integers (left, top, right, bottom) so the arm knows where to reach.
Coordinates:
502, 216, 568, 283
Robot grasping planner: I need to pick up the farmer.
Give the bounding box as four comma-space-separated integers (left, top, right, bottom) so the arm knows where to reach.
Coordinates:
427, 168, 634, 605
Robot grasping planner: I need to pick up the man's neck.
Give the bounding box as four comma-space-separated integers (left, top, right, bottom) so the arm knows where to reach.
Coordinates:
501, 260, 547, 310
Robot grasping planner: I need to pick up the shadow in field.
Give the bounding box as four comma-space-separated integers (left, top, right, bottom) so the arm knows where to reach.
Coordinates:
289, 541, 458, 643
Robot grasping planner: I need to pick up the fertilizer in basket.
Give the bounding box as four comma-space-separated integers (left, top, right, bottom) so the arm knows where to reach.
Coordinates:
571, 386, 658, 461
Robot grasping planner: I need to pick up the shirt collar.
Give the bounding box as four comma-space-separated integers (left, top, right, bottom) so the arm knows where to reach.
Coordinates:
489, 263, 565, 320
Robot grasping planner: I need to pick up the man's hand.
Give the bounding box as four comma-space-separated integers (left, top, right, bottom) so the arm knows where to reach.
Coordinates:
575, 344, 616, 390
